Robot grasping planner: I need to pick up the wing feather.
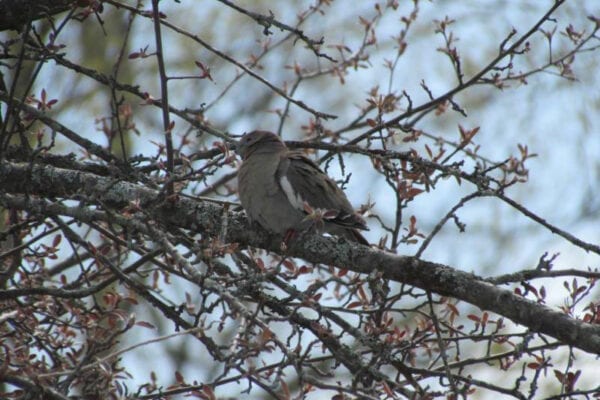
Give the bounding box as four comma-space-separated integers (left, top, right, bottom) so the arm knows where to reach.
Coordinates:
277, 151, 368, 230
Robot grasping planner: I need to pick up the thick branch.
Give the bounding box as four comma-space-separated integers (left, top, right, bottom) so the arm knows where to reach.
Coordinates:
1, 160, 599, 355
0, 0, 74, 32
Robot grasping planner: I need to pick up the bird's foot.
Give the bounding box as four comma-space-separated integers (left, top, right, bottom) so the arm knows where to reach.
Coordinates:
280, 229, 298, 251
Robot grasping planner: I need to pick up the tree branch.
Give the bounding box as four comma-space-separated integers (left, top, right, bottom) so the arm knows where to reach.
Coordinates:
0, 0, 74, 32
1, 160, 599, 355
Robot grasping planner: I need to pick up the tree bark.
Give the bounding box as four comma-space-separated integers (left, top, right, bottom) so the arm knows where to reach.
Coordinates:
0, 0, 75, 32
1, 160, 599, 355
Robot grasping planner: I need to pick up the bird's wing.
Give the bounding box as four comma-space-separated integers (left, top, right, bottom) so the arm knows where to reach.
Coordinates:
276, 151, 368, 230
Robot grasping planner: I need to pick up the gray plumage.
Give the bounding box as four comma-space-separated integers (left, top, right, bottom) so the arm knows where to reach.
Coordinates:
237, 130, 368, 244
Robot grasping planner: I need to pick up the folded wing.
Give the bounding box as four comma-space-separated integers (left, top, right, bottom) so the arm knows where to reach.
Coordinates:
277, 151, 368, 231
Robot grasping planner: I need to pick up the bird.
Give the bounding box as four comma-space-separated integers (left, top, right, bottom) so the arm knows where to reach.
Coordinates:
236, 130, 369, 245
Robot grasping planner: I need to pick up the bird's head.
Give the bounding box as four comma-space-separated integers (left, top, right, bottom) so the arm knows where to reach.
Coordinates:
236, 130, 286, 160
